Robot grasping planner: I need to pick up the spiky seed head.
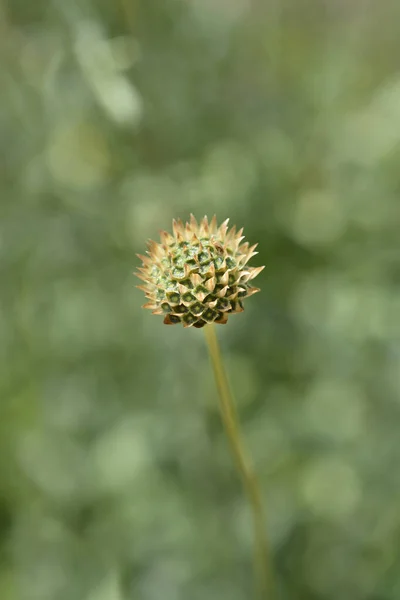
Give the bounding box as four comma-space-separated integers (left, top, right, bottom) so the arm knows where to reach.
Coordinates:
135, 215, 264, 328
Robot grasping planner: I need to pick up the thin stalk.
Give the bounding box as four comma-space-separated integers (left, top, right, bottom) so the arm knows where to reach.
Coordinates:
204, 323, 274, 599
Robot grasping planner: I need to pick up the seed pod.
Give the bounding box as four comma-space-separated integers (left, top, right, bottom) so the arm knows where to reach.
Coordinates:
135, 215, 264, 328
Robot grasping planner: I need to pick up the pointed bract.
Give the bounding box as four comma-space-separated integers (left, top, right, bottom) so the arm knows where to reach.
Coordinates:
209, 214, 218, 235
190, 213, 198, 230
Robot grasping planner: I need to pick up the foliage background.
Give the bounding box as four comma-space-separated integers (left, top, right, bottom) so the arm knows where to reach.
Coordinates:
1, 0, 400, 598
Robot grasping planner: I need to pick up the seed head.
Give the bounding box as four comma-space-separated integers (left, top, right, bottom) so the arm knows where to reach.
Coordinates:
135, 215, 264, 328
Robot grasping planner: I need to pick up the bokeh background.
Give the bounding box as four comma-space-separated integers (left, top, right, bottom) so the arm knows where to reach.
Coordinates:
2, 0, 400, 598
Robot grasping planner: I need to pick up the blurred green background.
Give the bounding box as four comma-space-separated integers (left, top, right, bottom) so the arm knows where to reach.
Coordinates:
2, 0, 400, 598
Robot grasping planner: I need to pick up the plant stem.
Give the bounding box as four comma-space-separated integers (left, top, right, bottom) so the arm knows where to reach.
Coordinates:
204, 323, 274, 599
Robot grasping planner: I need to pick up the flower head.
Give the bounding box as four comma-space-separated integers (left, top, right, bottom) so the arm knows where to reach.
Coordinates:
135, 215, 264, 328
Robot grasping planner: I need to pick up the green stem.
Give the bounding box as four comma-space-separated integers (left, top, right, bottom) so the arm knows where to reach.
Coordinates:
204, 323, 274, 599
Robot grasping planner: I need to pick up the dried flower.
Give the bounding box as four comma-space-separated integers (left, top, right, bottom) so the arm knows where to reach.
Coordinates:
135, 215, 264, 328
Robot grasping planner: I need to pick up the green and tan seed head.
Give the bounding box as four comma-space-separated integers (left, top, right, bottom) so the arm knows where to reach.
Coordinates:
135, 215, 264, 328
